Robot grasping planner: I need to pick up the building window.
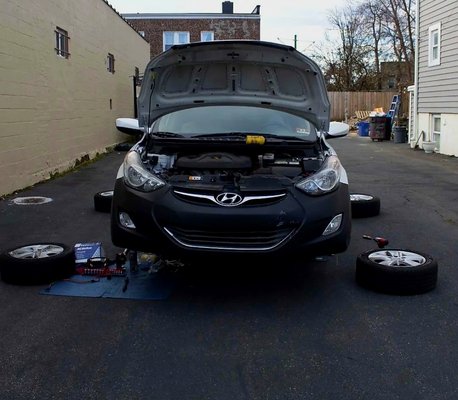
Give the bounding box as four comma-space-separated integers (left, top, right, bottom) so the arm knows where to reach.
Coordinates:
55, 27, 70, 58
163, 31, 190, 51
107, 53, 115, 74
201, 31, 214, 42
428, 23, 441, 66
431, 114, 441, 151
387, 77, 396, 89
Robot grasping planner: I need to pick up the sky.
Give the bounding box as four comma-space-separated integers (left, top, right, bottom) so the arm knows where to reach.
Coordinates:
107, 0, 346, 54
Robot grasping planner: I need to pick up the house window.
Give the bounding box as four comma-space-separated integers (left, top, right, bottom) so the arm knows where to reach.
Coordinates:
107, 53, 115, 74
55, 27, 70, 58
163, 31, 190, 51
428, 23, 441, 66
431, 114, 441, 151
201, 31, 214, 42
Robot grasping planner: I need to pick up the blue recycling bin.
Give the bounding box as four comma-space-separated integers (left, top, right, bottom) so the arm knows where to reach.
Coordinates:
357, 121, 370, 136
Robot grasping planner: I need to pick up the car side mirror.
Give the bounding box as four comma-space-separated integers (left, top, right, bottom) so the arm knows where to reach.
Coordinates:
326, 122, 350, 139
115, 118, 143, 136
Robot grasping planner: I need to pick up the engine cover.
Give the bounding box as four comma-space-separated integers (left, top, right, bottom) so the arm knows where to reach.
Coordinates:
175, 153, 252, 170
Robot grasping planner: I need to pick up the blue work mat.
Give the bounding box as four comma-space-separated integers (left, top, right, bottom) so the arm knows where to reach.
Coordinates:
40, 263, 175, 300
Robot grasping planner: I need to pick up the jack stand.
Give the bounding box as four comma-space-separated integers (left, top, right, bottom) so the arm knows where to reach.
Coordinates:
115, 249, 128, 268
122, 276, 129, 292
129, 250, 138, 272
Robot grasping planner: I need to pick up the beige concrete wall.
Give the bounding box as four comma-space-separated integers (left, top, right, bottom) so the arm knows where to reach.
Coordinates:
0, 0, 149, 196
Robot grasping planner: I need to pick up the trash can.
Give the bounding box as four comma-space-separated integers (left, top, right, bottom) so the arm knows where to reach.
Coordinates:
393, 126, 408, 143
370, 116, 386, 141
357, 121, 370, 137
370, 116, 391, 141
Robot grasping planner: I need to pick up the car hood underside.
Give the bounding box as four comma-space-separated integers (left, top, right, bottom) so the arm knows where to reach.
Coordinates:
137, 41, 331, 132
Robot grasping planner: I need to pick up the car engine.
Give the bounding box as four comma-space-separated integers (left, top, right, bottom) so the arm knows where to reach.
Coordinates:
142, 151, 324, 189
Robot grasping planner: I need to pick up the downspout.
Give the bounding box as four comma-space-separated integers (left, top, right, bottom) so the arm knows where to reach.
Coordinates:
133, 75, 138, 119
411, 0, 420, 148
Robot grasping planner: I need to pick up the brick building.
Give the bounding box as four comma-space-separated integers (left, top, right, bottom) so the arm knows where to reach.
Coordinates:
123, 2, 261, 59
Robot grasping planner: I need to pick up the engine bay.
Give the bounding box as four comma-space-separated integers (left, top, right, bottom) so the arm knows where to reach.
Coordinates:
141, 146, 326, 191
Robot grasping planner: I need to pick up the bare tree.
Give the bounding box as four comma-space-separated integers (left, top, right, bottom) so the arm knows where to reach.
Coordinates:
379, 0, 416, 81
358, 1, 385, 89
317, 2, 376, 91
314, 0, 415, 90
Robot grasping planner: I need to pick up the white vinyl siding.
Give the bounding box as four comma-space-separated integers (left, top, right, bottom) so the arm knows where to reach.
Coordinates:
418, 0, 458, 114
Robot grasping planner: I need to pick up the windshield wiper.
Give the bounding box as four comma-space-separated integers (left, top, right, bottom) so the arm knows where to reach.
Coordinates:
151, 131, 184, 138
191, 132, 248, 138
262, 134, 308, 141
192, 132, 308, 141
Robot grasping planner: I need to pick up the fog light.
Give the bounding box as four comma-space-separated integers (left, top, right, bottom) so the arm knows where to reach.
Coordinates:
322, 214, 343, 236
119, 212, 136, 229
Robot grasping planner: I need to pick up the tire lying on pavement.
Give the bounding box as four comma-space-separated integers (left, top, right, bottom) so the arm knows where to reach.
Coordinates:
114, 143, 133, 152
350, 193, 380, 218
355, 249, 438, 295
94, 190, 114, 213
0, 243, 75, 285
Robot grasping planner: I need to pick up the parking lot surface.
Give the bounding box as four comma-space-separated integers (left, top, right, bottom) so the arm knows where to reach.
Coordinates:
0, 134, 457, 400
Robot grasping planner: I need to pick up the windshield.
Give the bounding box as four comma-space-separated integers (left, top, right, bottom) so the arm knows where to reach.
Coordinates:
152, 106, 316, 141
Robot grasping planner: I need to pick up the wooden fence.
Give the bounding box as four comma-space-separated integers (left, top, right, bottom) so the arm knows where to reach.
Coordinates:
328, 91, 402, 121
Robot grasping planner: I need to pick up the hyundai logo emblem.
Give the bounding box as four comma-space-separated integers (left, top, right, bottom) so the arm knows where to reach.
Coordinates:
215, 192, 243, 207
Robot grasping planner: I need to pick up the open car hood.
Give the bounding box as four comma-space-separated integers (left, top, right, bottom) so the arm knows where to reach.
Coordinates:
137, 41, 330, 132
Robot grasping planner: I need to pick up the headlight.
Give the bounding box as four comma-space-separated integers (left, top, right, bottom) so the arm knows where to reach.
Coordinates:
123, 151, 165, 192
296, 155, 341, 195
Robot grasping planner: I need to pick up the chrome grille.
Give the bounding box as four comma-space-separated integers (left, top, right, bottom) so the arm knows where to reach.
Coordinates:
163, 226, 294, 251
173, 190, 286, 206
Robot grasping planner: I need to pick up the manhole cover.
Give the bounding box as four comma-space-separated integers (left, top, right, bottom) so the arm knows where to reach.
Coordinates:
12, 196, 53, 205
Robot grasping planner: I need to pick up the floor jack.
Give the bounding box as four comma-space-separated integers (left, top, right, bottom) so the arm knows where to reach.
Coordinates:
75, 249, 181, 292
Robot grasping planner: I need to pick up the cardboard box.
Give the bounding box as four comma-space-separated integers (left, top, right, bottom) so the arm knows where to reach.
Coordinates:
74, 243, 104, 264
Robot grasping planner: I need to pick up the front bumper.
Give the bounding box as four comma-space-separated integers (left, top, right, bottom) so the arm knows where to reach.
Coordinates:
111, 179, 351, 260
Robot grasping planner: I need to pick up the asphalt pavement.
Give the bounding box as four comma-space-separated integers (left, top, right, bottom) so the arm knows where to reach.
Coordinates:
0, 133, 457, 400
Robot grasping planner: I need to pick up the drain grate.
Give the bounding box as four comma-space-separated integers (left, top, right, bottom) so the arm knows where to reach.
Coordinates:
12, 196, 53, 205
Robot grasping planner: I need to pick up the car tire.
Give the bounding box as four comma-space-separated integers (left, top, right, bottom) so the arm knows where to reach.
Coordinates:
355, 249, 438, 295
350, 193, 380, 218
0, 243, 75, 285
114, 143, 133, 152
94, 190, 113, 213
